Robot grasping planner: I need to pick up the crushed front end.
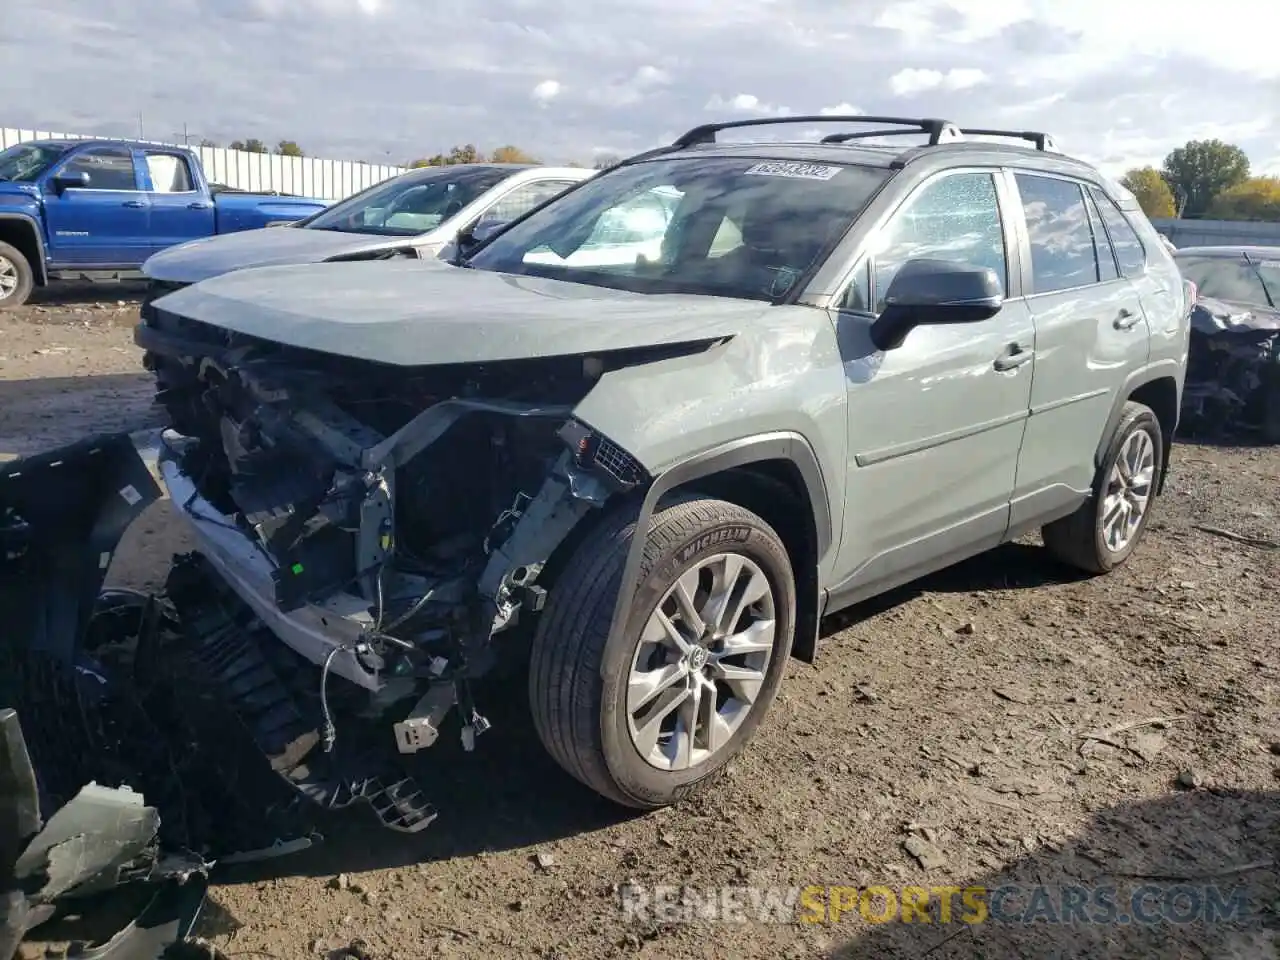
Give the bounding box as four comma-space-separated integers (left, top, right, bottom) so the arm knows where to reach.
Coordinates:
135, 299, 647, 803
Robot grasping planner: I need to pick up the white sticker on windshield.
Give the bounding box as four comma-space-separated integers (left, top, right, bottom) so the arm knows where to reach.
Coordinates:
744, 161, 841, 181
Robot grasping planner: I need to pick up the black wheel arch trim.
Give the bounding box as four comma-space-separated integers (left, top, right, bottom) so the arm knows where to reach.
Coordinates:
0, 213, 47, 285
1095, 360, 1183, 496
602, 431, 832, 673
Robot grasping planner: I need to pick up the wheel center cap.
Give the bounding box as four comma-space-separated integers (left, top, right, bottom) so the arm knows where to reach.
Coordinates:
687, 647, 709, 672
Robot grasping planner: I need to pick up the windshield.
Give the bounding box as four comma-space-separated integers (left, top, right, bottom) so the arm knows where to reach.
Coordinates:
303, 165, 516, 236
0, 142, 70, 182
466, 156, 890, 301
1176, 255, 1272, 308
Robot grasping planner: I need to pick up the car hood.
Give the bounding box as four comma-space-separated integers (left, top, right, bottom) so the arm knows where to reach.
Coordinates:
152, 257, 766, 366
142, 226, 418, 284
1191, 295, 1280, 335
0, 181, 39, 203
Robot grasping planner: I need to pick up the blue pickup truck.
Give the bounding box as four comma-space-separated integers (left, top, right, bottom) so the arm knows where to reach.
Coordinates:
0, 138, 329, 307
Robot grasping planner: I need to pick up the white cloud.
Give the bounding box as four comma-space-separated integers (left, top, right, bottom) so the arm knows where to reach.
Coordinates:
586, 64, 672, 107
819, 103, 864, 116
890, 67, 988, 96
0, 0, 1273, 173
705, 93, 789, 116
530, 79, 561, 104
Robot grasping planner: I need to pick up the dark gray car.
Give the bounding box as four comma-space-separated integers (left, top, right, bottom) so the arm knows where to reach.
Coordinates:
1172, 246, 1280, 439
134, 115, 1192, 820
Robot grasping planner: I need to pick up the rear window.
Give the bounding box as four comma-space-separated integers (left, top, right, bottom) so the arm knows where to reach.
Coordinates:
1089, 187, 1147, 276
1175, 256, 1271, 307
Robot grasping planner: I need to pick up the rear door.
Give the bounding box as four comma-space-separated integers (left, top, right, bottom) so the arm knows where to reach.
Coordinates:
1006, 171, 1150, 528
42, 145, 151, 266
140, 149, 215, 255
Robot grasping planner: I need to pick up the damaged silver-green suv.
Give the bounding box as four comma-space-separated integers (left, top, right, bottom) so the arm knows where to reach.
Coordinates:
135, 115, 1192, 817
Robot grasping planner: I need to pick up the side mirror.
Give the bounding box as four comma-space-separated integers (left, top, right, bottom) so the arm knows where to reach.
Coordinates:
52, 171, 91, 194
455, 216, 510, 260
870, 258, 1004, 351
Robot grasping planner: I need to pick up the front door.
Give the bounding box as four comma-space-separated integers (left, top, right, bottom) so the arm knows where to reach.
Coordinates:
42, 145, 151, 266
140, 149, 215, 255
1006, 172, 1151, 527
830, 168, 1036, 600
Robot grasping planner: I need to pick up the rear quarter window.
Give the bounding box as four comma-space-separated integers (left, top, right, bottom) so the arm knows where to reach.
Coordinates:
1088, 187, 1147, 277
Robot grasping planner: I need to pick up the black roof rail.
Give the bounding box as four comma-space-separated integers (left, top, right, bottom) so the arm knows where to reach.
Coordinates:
671, 115, 962, 148
819, 128, 961, 144
956, 128, 1057, 151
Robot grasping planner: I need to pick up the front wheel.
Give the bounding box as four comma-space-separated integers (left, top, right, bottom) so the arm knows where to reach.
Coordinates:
1042, 400, 1163, 573
528, 495, 796, 809
0, 240, 34, 308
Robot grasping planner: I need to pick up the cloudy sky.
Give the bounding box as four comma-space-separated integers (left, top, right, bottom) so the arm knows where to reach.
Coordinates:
4, 0, 1278, 175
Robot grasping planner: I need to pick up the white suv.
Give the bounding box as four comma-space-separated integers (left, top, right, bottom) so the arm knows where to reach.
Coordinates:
141, 162, 594, 287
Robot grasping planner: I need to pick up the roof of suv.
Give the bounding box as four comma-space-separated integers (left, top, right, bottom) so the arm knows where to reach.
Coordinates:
619, 114, 1103, 181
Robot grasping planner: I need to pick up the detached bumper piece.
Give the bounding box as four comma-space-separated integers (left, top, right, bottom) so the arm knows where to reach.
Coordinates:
0, 434, 322, 960
1, 709, 208, 960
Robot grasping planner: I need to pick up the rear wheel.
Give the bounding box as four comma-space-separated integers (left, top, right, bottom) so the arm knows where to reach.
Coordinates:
1042, 401, 1163, 573
0, 241, 34, 308
528, 495, 796, 809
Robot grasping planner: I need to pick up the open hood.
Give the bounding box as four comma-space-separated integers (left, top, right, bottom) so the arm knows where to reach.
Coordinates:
142, 225, 408, 284
150, 257, 764, 366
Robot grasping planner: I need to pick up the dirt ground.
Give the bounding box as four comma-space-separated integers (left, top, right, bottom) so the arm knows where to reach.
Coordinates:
2, 299, 1277, 960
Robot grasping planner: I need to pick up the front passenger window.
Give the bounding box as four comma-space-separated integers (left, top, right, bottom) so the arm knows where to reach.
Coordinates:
57, 147, 138, 191
868, 172, 1007, 314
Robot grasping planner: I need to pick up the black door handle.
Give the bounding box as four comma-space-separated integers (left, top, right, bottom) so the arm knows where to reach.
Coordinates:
1114, 308, 1141, 330
993, 344, 1033, 371
188, 201, 213, 210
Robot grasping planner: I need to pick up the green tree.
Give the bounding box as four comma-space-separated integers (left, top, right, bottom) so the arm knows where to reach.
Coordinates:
447, 143, 480, 165
276, 140, 305, 157
1206, 176, 1280, 221
407, 144, 482, 167
229, 138, 268, 154
489, 145, 538, 164
593, 153, 622, 171
198, 138, 219, 148
1120, 166, 1176, 219
1161, 139, 1250, 218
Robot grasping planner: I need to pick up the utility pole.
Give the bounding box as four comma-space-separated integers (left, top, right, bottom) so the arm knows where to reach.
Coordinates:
138, 112, 144, 140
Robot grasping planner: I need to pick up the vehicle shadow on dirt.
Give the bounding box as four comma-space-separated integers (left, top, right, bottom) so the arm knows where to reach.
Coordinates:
826, 540, 1089, 632
212, 542, 1097, 888
212, 671, 644, 887
826, 787, 1278, 959
26, 280, 148, 306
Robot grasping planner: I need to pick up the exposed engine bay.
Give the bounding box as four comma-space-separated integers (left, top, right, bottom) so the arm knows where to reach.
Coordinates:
135, 300, 660, 762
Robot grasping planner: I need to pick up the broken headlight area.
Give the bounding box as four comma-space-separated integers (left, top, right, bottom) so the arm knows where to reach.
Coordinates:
137, 309, 647, 759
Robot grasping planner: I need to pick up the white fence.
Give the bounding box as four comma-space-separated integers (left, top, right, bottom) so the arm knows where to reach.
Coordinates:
1, 127, 406, 201
1151, 217, 1280, 249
